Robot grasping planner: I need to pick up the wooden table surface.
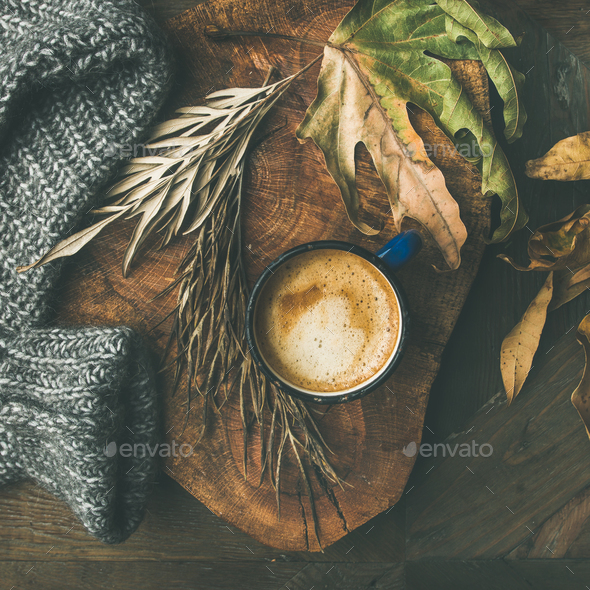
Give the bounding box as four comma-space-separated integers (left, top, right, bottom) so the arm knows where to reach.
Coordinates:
3, 0, 590, 588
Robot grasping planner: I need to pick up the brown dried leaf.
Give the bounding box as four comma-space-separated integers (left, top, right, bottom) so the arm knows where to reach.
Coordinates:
499, 204, 590, 315
500, 272, 553, 404
572, 313, 590, 439
297, 47, 467, 269
526, 131, 590, 181
499, 204, 590, 272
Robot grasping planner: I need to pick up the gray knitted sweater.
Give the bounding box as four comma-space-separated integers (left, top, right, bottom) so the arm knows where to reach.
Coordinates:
0, 0, 173, 543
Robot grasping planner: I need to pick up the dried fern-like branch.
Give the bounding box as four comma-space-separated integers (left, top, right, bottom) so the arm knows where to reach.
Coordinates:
17, 58, 320, 277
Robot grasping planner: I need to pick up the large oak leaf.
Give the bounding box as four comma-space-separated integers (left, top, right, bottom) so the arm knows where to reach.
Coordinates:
297, 0, 527, 269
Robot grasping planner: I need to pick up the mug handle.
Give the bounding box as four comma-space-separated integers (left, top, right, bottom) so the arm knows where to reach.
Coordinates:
375, 229, 423, 272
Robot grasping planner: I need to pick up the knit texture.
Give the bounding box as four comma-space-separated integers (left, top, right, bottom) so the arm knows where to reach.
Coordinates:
0, 0, 174, 329
0, 0, 174, 543
0, 326, 159, 544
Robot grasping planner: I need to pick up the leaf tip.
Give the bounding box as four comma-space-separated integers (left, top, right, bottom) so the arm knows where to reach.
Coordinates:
294, 124, 310, 143
431, 261, 460, 273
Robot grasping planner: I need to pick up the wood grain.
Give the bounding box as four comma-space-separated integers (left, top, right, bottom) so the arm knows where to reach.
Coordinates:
507, 485, 590, 559
0, 561, 303, 590
406, 329, 590, 559
406, 559, 590, 590
0, 560, 405, 590
0, 475, 405, 562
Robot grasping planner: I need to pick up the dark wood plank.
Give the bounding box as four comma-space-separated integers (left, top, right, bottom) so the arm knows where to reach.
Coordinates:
546, 493, 590, 559
507, 485, 590, 559
0, 561, 303, 590
406, 329, 590, 559
508, 560, 590, 589
0, 475, 404, 562
500, 0, 590, 66
406, 559, 590, 590
406, 560, 533, 590
0, 560, 404, 590
264, 562, 405, 590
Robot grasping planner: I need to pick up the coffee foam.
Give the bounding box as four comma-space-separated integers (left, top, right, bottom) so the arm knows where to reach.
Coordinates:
254, 249, 401, 393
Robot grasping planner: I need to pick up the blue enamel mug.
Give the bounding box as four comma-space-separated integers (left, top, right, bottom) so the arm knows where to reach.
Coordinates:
245, 230, 422, 404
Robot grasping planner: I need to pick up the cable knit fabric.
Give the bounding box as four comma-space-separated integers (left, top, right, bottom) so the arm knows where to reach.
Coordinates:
0, 0, 174, 543
0, 0, 174, 329
0, 327, 159, 544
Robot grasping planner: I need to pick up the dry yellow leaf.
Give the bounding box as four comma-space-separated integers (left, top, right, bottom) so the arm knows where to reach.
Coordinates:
500, 272, 553, 404
526, 131, 590, 181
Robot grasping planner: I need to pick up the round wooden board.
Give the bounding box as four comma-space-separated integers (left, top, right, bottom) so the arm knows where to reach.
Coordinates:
55, 0, 491, 551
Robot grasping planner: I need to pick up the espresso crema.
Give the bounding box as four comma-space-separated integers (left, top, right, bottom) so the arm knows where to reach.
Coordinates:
254, 249, 401, 393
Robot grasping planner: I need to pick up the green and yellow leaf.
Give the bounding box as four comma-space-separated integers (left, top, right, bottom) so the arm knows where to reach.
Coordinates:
434, 0, 519, 49
297, 0, 527, 269
297, 46, 467, 268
